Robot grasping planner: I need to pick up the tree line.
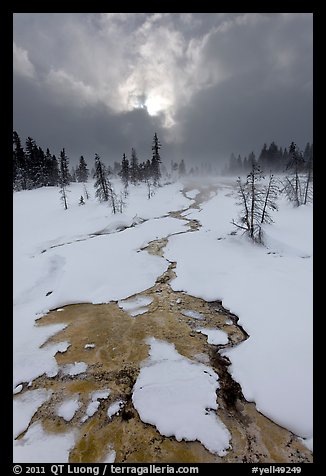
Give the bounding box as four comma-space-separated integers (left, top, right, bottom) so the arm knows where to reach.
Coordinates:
12, 130, 162, 193
13, 131, 90, 191
13, 130, 164, 212
225, 140, 313, 175
232, 141, 313, 244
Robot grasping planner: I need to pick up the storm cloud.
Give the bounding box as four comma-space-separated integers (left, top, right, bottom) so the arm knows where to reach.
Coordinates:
13, 13, 313, 166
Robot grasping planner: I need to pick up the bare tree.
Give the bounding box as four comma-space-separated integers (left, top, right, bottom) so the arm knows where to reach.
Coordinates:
282, 142, 305, 207
260, 174, 278, 225
232, 164, 278, 243
117, 192, 125, 213
303, 153, 313, 205
146, 179, 155, 199
107, 180, 117, 214
59, 183, 69, 210
83, 184, 90, 200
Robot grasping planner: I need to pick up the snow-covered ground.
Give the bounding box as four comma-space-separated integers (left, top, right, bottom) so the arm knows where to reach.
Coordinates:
132, 337, 230, 455
13, 180, 190, 389
165, 183, 313, 444
13, 175, 313, 460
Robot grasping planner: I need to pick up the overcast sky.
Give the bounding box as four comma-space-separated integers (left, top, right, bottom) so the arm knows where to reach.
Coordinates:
13, 13, 313, 167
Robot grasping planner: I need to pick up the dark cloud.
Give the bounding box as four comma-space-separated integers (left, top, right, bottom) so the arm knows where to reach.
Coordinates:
13, 13, 312, 167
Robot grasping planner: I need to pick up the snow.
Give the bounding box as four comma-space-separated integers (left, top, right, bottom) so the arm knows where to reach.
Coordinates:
165, 185, 313, 440
181, 309, 205, 320
14, 422, 76, 463
81, 389, 111, 422
84, 343, 95, 349
62, 361, 88, 376
299, 437, 313, 452
13, 176, 312, 453
56, 396, 81, 421
92, 389, 110, 400
197, 328, 228, 345
185, 189, 200, 199
101, 448, 116, 463
132, 337, 230, 455
13, 384, 23, 395
83, 401, 100, 420
14, 180, 188, 391
13, 317, 67, 388
107, 400, 124, 419
13, 389, 52, 438
118, 296, 153, 317
54, 341, 70, 353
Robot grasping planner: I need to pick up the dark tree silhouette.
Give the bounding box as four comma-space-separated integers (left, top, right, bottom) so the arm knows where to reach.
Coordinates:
151, 132, 161, 185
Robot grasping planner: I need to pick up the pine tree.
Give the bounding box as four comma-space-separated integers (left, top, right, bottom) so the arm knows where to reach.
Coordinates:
237, 155, 242, 174
151, 132, 161, 185
228, 153, 237, 174
59, 148, 70, 185
93, 154, 110, 202
303, 142, 310, 163
43, 148, 53, 186
242, 156, 248, 173
49, 154, 60, 186
282, 148, 289, 171
76, 156, 89, 183
13, 131, 27, 190
266, 142, 279, 171
178, 159, 186, 177
258, 143, 268, 168
58, 148, 70, 209
25, 137, 38, 188
93, 154, 117, 213
130, 148, 139, 185
248, 152, 256, 169
120, 153, 129, 187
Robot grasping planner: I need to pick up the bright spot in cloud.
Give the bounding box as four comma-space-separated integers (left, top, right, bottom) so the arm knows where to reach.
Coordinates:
145, 94, 169, 116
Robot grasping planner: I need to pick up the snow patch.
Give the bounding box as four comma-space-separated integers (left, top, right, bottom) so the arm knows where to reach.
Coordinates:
107, 400, 124, 419
14, 422, 75, 463
101, 448, 116, 463
181, 309, 205, 320
132, 337, 230, 455
81, 389, 110, 422
51, 341, 70, 353
118, 296, 153, 317
84, 343, 95, 349
197, 328, 228, 345
92, 389, 110, 400
185, 189, 200, 199
13, 388, 52, 438
299, 437, 313, 452
62, 361, 87, 376
13, 384, 23, 395
56, 396, 81, 421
